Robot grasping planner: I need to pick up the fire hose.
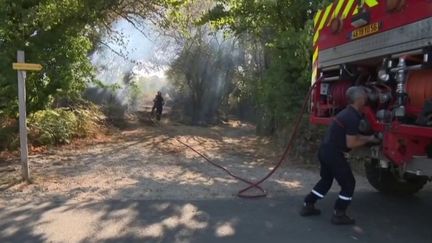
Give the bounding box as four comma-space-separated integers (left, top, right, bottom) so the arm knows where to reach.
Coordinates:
152, 82, 318, 199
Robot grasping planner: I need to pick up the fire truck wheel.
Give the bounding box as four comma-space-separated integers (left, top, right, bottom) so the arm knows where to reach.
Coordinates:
365, 159, 428, 196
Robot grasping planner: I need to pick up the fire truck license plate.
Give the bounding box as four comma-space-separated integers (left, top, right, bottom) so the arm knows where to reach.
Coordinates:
351, 22, 381, 40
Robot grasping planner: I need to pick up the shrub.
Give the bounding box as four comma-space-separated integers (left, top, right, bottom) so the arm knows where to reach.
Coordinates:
0, 118, 18, 151
72, 103, 105, 138
28, 105, 104, 146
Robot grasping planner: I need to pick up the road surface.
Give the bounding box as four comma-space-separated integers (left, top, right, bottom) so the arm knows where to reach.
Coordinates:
1, 188, 432, 243
1, 122, 431, 242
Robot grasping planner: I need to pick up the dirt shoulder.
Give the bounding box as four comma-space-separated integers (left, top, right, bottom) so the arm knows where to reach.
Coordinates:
0, 120, 372, 206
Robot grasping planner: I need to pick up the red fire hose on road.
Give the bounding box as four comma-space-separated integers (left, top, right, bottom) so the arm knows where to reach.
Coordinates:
157, 82, 317, 199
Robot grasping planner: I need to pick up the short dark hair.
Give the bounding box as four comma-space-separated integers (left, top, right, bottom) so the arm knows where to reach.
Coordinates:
346, 86, 366, 104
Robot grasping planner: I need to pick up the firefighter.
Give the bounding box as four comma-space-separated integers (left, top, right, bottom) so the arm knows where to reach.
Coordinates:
300, 86, 380, 225
151, 91, 165, 121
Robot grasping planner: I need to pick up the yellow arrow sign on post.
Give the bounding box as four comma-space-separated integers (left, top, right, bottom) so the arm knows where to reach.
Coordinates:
12, 63, 43, 71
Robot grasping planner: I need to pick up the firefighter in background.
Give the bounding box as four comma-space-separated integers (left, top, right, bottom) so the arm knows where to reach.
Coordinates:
151, 91, 165, 121
300, 86, 380, 225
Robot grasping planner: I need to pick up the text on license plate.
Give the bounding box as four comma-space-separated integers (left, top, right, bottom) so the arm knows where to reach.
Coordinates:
351, 22, 381, 40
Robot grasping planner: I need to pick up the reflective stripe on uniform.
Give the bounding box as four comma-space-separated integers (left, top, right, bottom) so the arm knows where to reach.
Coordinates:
312, 190, 325, 198
339, 195, 353, 201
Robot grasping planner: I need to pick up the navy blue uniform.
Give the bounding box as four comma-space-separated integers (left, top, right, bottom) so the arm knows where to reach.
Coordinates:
152, 94, 164, 120
305, 106, 362, 211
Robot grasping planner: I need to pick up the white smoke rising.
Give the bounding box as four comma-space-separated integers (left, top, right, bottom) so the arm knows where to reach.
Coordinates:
89, 18, 174, 111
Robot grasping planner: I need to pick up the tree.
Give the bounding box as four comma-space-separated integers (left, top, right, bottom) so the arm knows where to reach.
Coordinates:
164, 0, 242, 124
200, 0, 328, 133
0, 0, 176, 119
168, 29, 239, 124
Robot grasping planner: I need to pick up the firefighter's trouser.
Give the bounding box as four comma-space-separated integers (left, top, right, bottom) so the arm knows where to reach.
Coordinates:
152, 106, 163, 120
304, 145, 356, 211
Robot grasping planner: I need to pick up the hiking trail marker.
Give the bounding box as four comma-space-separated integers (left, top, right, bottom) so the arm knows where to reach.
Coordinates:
12, 50, 43, 182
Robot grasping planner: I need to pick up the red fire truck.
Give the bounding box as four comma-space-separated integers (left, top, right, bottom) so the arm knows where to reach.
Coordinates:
311, 0, 432, 195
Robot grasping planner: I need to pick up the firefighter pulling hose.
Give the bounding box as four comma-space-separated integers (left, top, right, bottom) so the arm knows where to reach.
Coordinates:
175, 0, 432, 193
301, 86, 380, 225
151, 0, 432, 226
311, 0, 432, 198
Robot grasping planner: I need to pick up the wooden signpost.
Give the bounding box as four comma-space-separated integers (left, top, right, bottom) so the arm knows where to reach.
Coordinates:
12, 50, 42, 183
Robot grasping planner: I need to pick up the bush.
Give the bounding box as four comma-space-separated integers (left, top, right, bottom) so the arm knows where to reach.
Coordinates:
28, 105, 104, 146
0, 118, 19, 151
72, 103, 105, 138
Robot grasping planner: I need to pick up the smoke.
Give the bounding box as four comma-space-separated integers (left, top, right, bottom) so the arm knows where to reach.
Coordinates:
87, 18, 174, 116
86, 17, 250, 124
167, 29, 243, 124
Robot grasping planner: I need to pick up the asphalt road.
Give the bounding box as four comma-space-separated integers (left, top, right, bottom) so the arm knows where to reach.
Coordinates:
1, 187, 432, 243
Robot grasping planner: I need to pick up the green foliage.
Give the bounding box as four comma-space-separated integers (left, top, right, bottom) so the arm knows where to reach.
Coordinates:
29, 109, 77, 145
163, 0, 241, 123
0, 0, 331, 140
257, 28, 312, 123
200, 0, 327, 133
0, 0, 119, 118
0, 118, 19, 151
128, 81, 142, 111
28, 105, 104, 146
73, 103, 105, 137
0, 0, 181, 119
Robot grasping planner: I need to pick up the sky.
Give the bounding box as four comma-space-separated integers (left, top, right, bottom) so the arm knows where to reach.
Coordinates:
91, 18, 172, 85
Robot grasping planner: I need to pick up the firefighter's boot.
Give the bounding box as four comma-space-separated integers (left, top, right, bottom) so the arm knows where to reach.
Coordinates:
331, 210, 356, 225
300, 203, 321, 216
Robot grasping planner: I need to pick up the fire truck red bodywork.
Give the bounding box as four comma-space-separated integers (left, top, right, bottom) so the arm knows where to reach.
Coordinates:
318, 1, 432, 51
311, 0, 432, 171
